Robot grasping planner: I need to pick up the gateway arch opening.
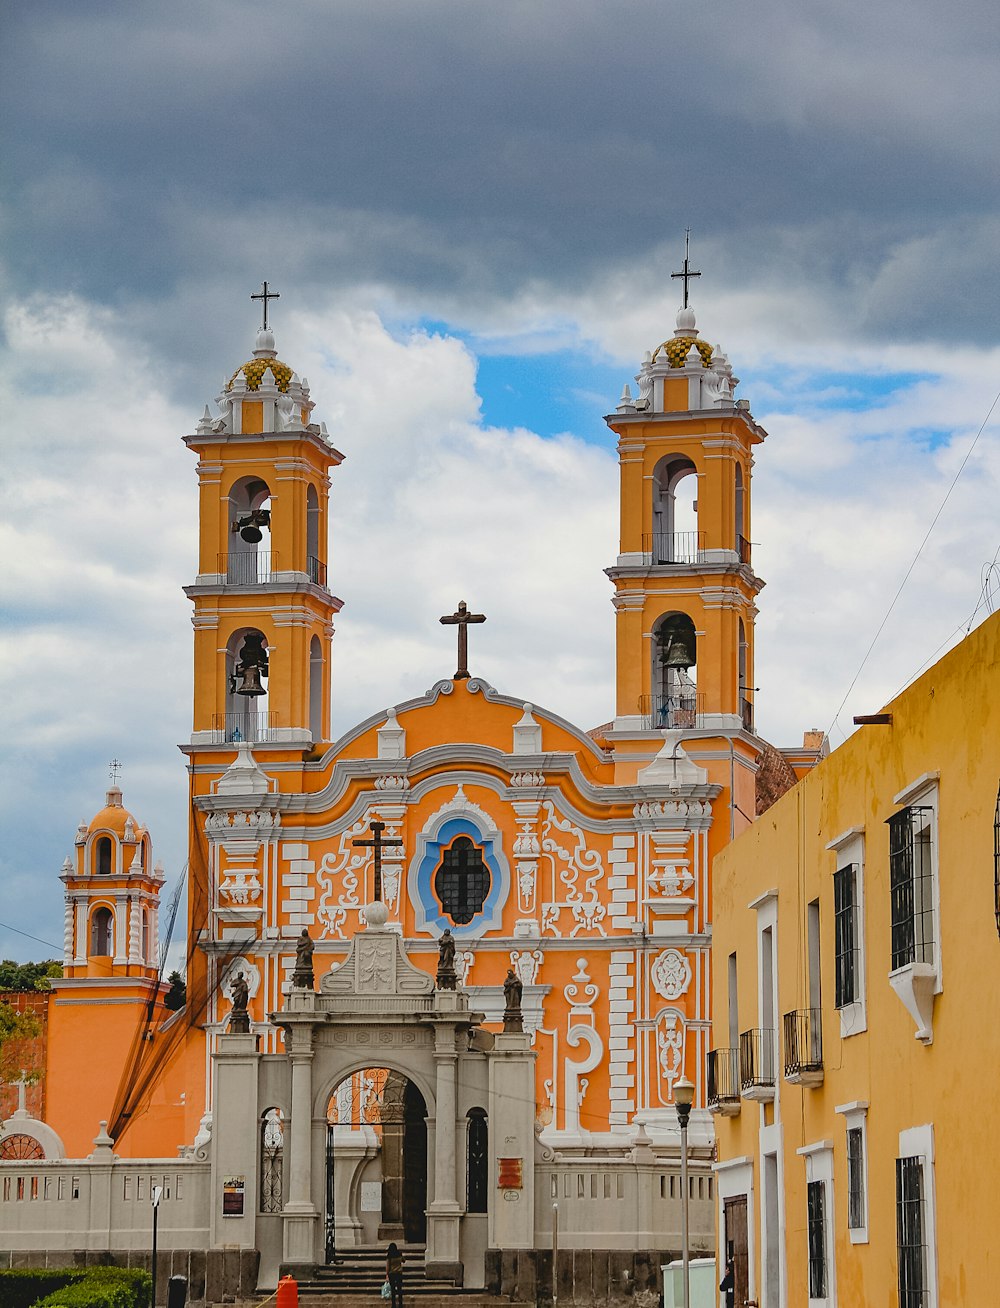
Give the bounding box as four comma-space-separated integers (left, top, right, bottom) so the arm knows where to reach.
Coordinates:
325, 1067, 428, 1262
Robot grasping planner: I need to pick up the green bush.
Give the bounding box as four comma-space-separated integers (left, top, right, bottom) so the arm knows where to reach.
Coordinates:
31, 1267, 150, 1308
0, 1269, 82, 1308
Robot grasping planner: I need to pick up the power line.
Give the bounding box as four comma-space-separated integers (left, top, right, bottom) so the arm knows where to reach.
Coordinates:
827, 384, 1000, 738
0, 921, 63, 954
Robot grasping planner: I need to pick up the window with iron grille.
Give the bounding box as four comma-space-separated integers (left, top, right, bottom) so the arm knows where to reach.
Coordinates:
888, 807, 934, 970
896, 1156, 927, 1307
847, 1127, 866, 1231
807, 1180, 828, 1298
434, 836, 491, 926
834, 864, 859, 1008
466, 1109, 488, 1213
259, 1109, 283, 1214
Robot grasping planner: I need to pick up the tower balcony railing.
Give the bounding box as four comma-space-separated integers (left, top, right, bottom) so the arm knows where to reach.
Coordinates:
737, 534, 752, 566
217, 551, 277, 584
641, 531, 705, 565
707, 1048, 741, 1117
308, 555, 327, 586
739, 1027, 776, 1102
212, 711, 277, 744
782, 1008, 824, 1087
638, 691, 704, 731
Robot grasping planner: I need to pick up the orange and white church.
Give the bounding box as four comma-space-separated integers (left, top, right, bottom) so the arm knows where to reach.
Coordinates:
1, 295, 821, 1296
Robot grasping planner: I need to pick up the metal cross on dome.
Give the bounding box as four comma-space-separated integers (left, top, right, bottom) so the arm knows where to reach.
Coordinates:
440, 600, 486, 680
109, 759, 122, 785
352, 820, 403, 904
251, 280, 280, 331
670, 229, 701, 308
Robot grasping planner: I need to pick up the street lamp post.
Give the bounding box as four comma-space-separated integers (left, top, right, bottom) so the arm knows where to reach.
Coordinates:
150, 1184, 163, 1307
674, 1076, 695, 1308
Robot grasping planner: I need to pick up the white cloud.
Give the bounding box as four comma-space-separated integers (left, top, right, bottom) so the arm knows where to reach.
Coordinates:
2, 290, 999, 962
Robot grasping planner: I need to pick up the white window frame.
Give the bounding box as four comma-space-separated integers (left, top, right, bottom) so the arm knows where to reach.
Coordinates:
835, 1100, 869, 1244
897, 1123, 939, 1308
826, 826, 867, 1038
888, 775, 941, 1044
796, 1142, 837, 1308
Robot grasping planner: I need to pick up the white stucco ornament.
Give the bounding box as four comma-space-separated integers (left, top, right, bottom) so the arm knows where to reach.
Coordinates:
651, 948, 692, 1001
363, 900, 389, 929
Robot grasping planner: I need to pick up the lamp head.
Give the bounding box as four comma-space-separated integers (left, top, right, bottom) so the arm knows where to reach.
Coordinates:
674, 1074, 695, 1128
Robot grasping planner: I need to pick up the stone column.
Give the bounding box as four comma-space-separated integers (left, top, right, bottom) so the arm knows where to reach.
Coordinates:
281, 1001, 319, 1274
113, 895, 128, 963
128, 897, 141, 964
73, 898, 86, 965
488, 1030, 537, 1253
426, 1006, 463, 1283
210, 1032, 262, 1252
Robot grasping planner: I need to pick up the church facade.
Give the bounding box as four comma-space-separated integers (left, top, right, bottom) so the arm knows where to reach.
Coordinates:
1, 299, 821, 1296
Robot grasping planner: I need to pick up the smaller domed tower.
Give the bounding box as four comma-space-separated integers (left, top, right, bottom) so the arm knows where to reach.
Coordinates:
60, 786, 165, 976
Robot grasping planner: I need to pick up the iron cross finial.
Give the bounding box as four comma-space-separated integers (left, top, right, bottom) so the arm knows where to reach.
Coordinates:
109, 759, 122, 785
439, 600, 486, 680
670, 229, 701, 309
251, 280, 280, 331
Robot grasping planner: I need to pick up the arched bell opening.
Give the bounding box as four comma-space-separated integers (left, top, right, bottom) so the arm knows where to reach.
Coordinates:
225, 476, 273, 583
651, 455, 700, 564
735, 464, 749, 563
93, 835, 113, 877
90, 905, 114, 957
224, 627, 271, 743
309, 634, 324, 743
739, 618, 752, 731
141, 906, 151, 965
324, 1068, 428, 1261
651, 612, 699, 729
306, 484, 324, 585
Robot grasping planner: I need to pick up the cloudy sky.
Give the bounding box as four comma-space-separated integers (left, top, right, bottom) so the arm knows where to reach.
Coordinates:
2, 0, 998, 962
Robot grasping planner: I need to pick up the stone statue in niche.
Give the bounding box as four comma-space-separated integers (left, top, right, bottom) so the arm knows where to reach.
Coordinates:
503, 966, 524, 1033
292, 928, 315, 990
436, 928, 458, 991
228, 971, 250, 1033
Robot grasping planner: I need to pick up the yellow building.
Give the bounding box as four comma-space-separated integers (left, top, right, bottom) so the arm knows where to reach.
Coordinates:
710, 607, 1000, 1307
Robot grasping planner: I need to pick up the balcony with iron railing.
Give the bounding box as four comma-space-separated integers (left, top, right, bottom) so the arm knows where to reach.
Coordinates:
740, 696, 754, 733
707, 1048, 741, 1117
218, 551, 277, 584
638, 691, 704, 731
737, 534, 751, 566
308, 555, 327, 586
212, 711, 277, 745
739, 1028, 776, 1102
783, 1009, 824, 1087
641, 531, 705, 566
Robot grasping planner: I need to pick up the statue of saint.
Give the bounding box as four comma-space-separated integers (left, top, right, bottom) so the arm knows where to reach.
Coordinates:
229, 971, 250, 1034
436, 928, 458, 991
502, 966, 524, 1033
292, 928, 315, 990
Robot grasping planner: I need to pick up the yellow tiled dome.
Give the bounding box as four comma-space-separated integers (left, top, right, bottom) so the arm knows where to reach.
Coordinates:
653, 336, 714, 369
227, 358, 294, 393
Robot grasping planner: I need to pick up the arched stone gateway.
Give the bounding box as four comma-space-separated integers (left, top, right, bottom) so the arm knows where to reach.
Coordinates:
210, 906, 536, 1290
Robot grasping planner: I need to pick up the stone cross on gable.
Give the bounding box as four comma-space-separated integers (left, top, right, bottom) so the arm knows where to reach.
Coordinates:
351, 820, 403, 903
440, 600, 486, 680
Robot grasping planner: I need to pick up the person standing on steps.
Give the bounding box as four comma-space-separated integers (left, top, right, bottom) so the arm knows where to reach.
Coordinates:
386, 1240, 404, 1308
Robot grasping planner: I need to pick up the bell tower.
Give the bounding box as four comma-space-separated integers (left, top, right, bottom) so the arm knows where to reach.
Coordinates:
184, 318, 344, 750
604, 296, 765, 789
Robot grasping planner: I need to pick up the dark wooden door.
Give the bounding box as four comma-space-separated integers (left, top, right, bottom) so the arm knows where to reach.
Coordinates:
724, 1195, 750, 1306
402, 1081, 427, 1243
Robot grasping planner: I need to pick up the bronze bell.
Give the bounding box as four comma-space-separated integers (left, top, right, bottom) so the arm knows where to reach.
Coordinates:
656, 635, 695, 674
235, 664, 266, 697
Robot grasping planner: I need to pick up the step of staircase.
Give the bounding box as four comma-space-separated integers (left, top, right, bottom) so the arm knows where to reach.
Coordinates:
293, 1246, 523, 1303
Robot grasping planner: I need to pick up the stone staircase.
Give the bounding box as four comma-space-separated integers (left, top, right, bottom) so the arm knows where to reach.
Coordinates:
295, 1246, 530, 1306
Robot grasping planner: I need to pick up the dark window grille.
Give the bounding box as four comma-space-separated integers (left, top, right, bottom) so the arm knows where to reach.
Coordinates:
834, 864, 859, 1008
807, 1180, 827, 1298
847, 1126, 866, 1230
466, 1110, 488, 1213
888, 807, 934, 970
994, 782, 1000, 940
896, 1156, 927, 1307
434, 836, 490, 926
259, 1109, 283, 1214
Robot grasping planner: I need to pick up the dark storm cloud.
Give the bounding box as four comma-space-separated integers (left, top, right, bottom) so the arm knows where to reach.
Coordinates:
3, 0, 998, 352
